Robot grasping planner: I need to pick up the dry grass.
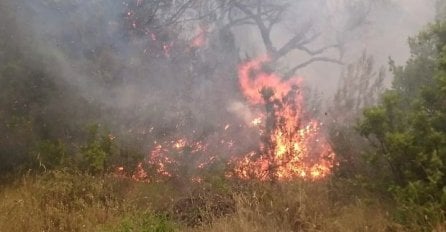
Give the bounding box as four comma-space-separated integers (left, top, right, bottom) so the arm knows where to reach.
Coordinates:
0, 171, 401, 232
190, 182, 395, 232
0, 171, 130, 231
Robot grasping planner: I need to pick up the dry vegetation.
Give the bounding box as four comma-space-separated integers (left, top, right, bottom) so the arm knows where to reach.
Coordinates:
0, 170, 399, 232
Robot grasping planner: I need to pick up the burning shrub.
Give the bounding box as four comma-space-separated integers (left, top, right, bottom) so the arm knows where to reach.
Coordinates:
229, 57, 336, 181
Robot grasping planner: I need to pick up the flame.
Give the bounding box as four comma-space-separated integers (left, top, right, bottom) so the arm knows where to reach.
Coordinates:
238, 56, 302, 104
114, 165, 150, 182
190, 26, 208, 48
251, 117, 262, 126
117, 53, 335, 182
174, 139, 187, 149
231, 56, 336, 181
163, 42, 174, 57
191, 176, 203, 184
137, 138, 213, 180
148, 144, 174, 177
132, 163, 149, 182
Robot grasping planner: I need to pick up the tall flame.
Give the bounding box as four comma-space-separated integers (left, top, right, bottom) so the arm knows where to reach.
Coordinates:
116, 56, 335, 182
231, 56, 336, 181
238, 56, 302, 104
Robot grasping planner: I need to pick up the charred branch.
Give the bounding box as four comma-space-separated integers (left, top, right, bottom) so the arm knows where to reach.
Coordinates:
227, 0, 343, 73
285, 57, 344, 79
233, 2, 276, 56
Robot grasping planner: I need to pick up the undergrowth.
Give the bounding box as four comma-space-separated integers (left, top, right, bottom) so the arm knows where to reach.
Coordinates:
0, 170, 405, 232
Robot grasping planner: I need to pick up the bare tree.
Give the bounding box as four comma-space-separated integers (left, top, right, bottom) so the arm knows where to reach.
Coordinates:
225, 0, 345, 75
200, 0, 380, 78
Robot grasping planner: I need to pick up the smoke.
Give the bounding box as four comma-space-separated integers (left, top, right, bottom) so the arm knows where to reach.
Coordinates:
292, 0, 435, 97
3, 0, 436, 153
227, 2, 431, 111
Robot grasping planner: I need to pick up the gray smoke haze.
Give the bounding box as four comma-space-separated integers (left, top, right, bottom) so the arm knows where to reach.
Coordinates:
3, 0, 436, 152
234, 0, 435, 98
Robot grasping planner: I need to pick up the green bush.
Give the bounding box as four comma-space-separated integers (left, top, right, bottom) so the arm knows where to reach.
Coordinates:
35, 140, 66, 170
358, 20, 446, 229
80, 124, 116, 174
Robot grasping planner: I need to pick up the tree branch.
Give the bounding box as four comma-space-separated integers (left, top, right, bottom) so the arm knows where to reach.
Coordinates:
284, 57, 344, 78
296, 44, 339, 56
233, 2, 276, 55
273, 23, 316, 61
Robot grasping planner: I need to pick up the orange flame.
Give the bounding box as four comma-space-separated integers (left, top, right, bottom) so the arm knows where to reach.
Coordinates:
238, 56, 302, 104
114, 165, 149, 182
232, 56, 336, 181
119, 56, 335, 183
132, 163, 149, 182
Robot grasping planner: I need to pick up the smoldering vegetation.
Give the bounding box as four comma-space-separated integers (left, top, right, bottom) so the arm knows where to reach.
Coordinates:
1, 0, 445, 231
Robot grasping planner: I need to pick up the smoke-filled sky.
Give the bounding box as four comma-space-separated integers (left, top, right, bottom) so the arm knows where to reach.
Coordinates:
4, 0, 437, 139
15, 1, 435, 90
234, 0, 436, 98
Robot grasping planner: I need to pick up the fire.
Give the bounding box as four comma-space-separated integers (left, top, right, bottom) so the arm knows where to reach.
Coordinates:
115, 55, 335, 182
141, 138, 213, 179
163, 42, 174, 57
132, 163, 149, 182
174, 139, 187, 149
114, 165, 150, 182
238, 56, 302, 104
231, 56, 336, 181
148, 144, 174, 178
190, 25, 208, 48
251, 117, 262, 126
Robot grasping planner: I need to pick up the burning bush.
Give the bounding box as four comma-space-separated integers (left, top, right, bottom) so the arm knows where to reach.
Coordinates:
230, 57, 336, 181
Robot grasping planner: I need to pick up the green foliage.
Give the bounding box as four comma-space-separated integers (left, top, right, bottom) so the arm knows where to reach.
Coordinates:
35, 140, 66, 170
358, 19, 446, 229
80, 124, 116, 174
82, 141, 108, 173
112, 213, 177, 232
391, 181, 446, 229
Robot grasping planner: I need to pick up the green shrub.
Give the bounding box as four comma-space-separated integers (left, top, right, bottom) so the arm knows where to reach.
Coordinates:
35, 140, 66, 170
80, 124, 116, 174
358, 20, 446, 229
111, 212, 177, 232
